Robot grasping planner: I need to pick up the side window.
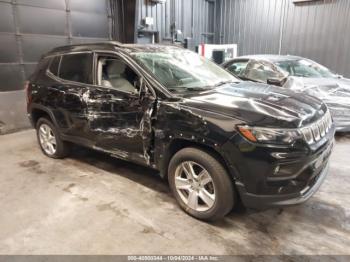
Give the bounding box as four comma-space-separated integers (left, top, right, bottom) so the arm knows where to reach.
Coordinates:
49, 56, 61, 76
59, 53, 92, 84
97, 56, 139, 94
226, 61, 248, 77
244, 61, 282, 83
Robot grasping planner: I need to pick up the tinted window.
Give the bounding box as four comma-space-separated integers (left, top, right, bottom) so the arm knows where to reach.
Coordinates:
227, 61, 248, 77
244, 61, 284, 83
59, 53, 92, 84
49, 56, 60, 76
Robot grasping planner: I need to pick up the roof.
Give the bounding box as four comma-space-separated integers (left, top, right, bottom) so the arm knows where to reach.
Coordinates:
45, 41, 183, 56
238, 54, 303, 62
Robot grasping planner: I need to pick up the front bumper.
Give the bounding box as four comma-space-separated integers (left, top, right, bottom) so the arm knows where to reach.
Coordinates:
236, 161, 330, 209
328, 107, 350, 132
335, 125, 350, 132
333, 119, 350, 132
221, 126, 335, 210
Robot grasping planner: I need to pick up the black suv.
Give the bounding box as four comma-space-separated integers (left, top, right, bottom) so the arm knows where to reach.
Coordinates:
27, 42, 335, 221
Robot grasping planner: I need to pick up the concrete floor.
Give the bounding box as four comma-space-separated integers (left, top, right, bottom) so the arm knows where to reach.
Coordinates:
0, 130, 349, 255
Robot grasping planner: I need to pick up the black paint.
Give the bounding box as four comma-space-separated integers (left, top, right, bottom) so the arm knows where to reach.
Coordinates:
27, 42, 335, 209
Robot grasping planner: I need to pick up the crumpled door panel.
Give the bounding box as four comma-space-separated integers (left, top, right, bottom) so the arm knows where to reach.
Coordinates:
82, 87, 155, 165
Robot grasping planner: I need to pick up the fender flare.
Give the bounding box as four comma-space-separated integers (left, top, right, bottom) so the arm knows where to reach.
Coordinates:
29, 103, 60, 128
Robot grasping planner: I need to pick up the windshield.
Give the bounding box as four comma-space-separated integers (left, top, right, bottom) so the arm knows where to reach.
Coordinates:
276, 59, 336, 78
132, 49, 239, 93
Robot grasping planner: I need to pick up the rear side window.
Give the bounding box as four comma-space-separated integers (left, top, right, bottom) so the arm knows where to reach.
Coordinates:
59, 53, 92, 84
49, 56, 61, 76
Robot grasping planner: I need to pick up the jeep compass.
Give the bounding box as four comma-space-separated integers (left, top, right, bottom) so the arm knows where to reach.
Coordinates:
26, 42, 335, 221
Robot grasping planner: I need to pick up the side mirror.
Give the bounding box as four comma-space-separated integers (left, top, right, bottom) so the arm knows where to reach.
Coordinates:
267, 77, 285, 87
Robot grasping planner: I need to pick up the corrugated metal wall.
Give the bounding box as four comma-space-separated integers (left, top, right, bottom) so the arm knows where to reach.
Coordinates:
4, 0, 347, 89
136, 0, 216, 48
281, 0, 350, 78
0, 0, 112, 92
218, 0, 350, 77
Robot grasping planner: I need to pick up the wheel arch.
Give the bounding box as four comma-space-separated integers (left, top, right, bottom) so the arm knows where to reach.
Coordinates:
159, 138, 235, 182
30, 105, 58, 127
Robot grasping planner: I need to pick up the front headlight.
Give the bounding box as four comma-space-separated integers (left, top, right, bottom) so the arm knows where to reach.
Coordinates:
237, 110, 333, 145
237, 125, 301, 145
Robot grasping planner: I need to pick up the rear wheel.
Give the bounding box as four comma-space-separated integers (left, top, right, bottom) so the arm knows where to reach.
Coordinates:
36, 117, 68, 158
168, 147, 235, 221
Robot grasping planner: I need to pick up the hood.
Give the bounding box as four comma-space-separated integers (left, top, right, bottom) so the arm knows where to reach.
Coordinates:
179, 82, 326, 128
284, 76, 350, 106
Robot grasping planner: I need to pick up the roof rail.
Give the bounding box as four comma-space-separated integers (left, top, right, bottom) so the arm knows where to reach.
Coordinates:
48, 41, 124, 53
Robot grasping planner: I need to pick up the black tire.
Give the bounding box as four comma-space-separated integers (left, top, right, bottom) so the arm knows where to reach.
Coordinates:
36, 117, 69, 159
168, 147, 235, 221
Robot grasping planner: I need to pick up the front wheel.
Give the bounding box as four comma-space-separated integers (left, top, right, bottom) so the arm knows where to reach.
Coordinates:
168, 147, 235, 221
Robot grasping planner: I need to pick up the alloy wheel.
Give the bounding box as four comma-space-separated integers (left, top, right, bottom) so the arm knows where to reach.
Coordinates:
38, 123, 57, 155
174, 161, 216, 212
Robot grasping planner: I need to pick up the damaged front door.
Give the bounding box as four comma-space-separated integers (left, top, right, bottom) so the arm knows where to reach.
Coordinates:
85, 54, 155, 165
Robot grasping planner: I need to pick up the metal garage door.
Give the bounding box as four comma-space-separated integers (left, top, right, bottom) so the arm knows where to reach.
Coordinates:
0, 0, 112, 92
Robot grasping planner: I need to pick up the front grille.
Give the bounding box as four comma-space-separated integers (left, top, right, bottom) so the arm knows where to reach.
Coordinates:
300, 110, 332, 145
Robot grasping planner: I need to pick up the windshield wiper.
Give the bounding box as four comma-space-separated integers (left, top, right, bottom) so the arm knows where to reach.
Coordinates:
168, 84, 233, 94
185, 87, 213, 91
167, 87, 210, 93
213, 80, 236, 87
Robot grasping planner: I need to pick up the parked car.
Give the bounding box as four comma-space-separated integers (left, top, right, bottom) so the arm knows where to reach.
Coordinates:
222, 55, 350, 131
26, 43, 334, 220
